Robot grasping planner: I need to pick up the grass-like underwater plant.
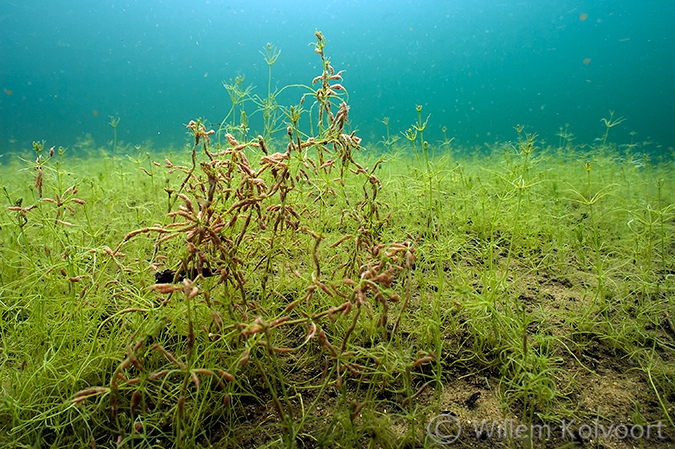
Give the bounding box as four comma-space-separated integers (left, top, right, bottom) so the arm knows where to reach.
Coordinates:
0, 33, 674, 449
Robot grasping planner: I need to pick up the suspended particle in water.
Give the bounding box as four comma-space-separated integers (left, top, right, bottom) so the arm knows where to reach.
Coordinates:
580, 13, 588, 21
583, 58, 592, 65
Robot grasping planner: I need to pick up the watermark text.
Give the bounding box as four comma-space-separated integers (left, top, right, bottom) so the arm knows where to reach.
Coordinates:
427, 415, 666, 445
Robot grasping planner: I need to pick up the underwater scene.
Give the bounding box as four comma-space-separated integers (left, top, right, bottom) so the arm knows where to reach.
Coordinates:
1, 1, 674, 448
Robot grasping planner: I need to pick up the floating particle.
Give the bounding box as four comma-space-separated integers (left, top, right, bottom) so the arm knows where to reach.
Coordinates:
92, 109, 98, 116
583, 58, 591, 65
580, 13, 588, 21
3, 89, 12, 96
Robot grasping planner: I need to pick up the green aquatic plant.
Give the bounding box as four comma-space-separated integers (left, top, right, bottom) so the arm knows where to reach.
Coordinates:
258, 42, 282, 142
500, 306, 563, 446
126, 150, 156, 190
654, 177, 674, 289
220, 75, 255, 143
515, 126, 537, 179
401, 114, 424, 166
440, 125, 454, 155
599, 110, 626, 148
556, 123, 576, 153
261, 42, 281, 99
402, 105, 439, 232
109, 115, 120, 160
568, 160, 617, 313
379, 116, 399, 152
2, 34, 674, 449
627, 177, 675, 297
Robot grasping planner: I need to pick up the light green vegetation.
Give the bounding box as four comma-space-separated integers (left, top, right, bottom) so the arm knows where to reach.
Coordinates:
1, 33, 674, 448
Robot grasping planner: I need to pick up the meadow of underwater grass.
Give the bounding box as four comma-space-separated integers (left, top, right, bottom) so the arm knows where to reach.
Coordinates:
1, 33, 674, 449
0, 129, 673, 448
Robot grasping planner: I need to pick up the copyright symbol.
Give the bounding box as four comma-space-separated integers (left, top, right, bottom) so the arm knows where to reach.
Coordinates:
427, 413, 461, 444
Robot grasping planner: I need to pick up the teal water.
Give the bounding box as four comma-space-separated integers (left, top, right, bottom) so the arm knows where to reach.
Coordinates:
1, 0, 673, 154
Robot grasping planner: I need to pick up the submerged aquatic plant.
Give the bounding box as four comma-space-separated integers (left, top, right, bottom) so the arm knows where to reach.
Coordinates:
258, 42, 283, 142
109, 115, 120, 160
599, 110, 626, 148
1, 32, 673, 449
63, 31, 418, 447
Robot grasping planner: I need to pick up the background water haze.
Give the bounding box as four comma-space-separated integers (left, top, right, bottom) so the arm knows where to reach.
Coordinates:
1, 0, 673, 154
